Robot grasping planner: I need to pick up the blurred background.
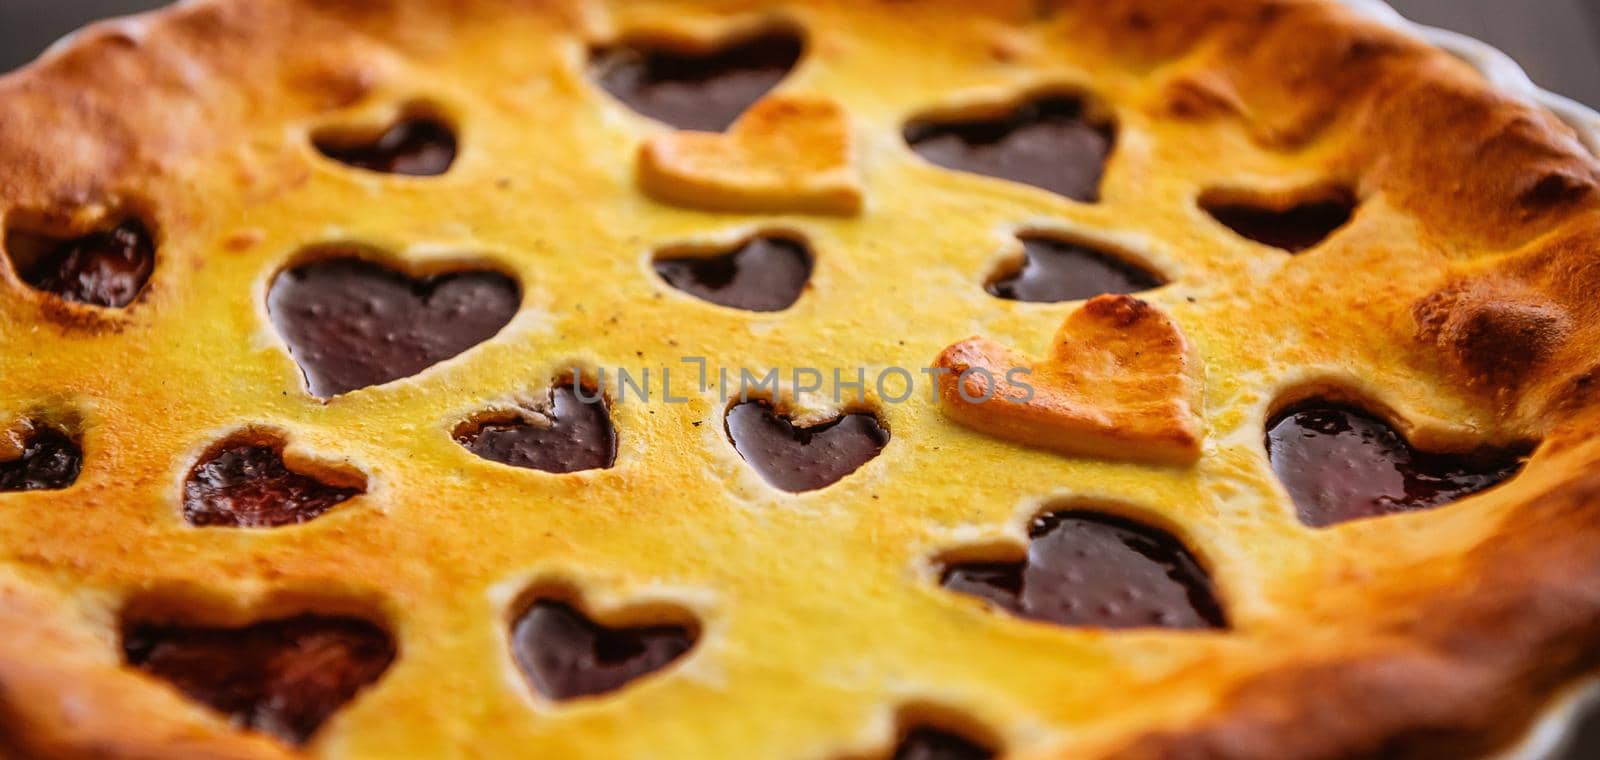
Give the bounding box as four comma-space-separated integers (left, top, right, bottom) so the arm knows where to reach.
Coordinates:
0, 1, 1597, 759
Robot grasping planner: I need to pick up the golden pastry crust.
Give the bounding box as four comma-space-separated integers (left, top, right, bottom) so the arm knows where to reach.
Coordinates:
1, 0, 1599, 758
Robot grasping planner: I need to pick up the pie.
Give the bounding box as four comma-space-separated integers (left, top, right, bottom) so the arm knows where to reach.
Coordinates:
1, 0, 1599, 758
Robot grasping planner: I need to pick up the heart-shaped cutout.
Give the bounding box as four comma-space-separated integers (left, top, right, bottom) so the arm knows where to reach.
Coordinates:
987, 235, 1163, 303
183, 435, 364, 528
638, 95, 862, 215
940, 511, 1226, 630
5, 218, 155, 308
510, 600, 695, 701
1266, 402, 1524, 528
654, 234, 812, 312
122, 615, 395, 746
268, 255, 520, 398
905, 95, 1114, 203
725, 400, 888, 493
0, 420, 81, 492
592, 30, 803, 132
933, 294, 1203, 465
891, 727, 995, 760
455, 385, 617, 473
1201, 188, 1355, 253
313, 116, 458, 176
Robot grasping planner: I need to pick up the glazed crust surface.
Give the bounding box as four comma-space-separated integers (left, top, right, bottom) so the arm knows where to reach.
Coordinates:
3, 1, 1600, 758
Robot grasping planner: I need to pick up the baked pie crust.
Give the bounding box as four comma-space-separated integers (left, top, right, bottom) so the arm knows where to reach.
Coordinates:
2, 0, 1600, 758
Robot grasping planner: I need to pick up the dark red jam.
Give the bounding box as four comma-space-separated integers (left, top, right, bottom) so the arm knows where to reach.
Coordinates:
655, 236, 812, 312
1266, 404, 1524, 528
592, 31, 803, 132
1203, 194, 1354, 253
0, 424, 81, 492
267, 256, 519, 397
988, 236, 1162, 303
725, 401, 888, 493
16, 220, 155, 308
457, 386, 617, 473
906, 97, 1114, 203
314, 118, 457, 176
941, 512, 1226, 630
183, 441, 361, 528
510, 600, 694, 701
123, 615, 394, 746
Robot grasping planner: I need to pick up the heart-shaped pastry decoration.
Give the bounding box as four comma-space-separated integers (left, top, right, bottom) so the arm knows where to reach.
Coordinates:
933, 294, 1203, 465
638, 95, 862, 216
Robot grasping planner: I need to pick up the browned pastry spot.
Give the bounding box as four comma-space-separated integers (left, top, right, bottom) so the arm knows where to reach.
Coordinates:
905, 96, 1114, 203
510, 600, 695, 701
725, 401, 888, 493
592, 30, 803, 132
4, 219, 155, 308
638, 95, 862, 215
1266, 403, 1525, 528
934, 295, 1202, 465
941, 511, 1225, 630
655, 234, 813, 312
313, 116, 458, 176
267, 254, 520, 397
456, 385, 617, 473
122, 615, 395, 746
1414, 279, 1573, 392
183, 437, 363, 528
987, 236, 1162, 303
